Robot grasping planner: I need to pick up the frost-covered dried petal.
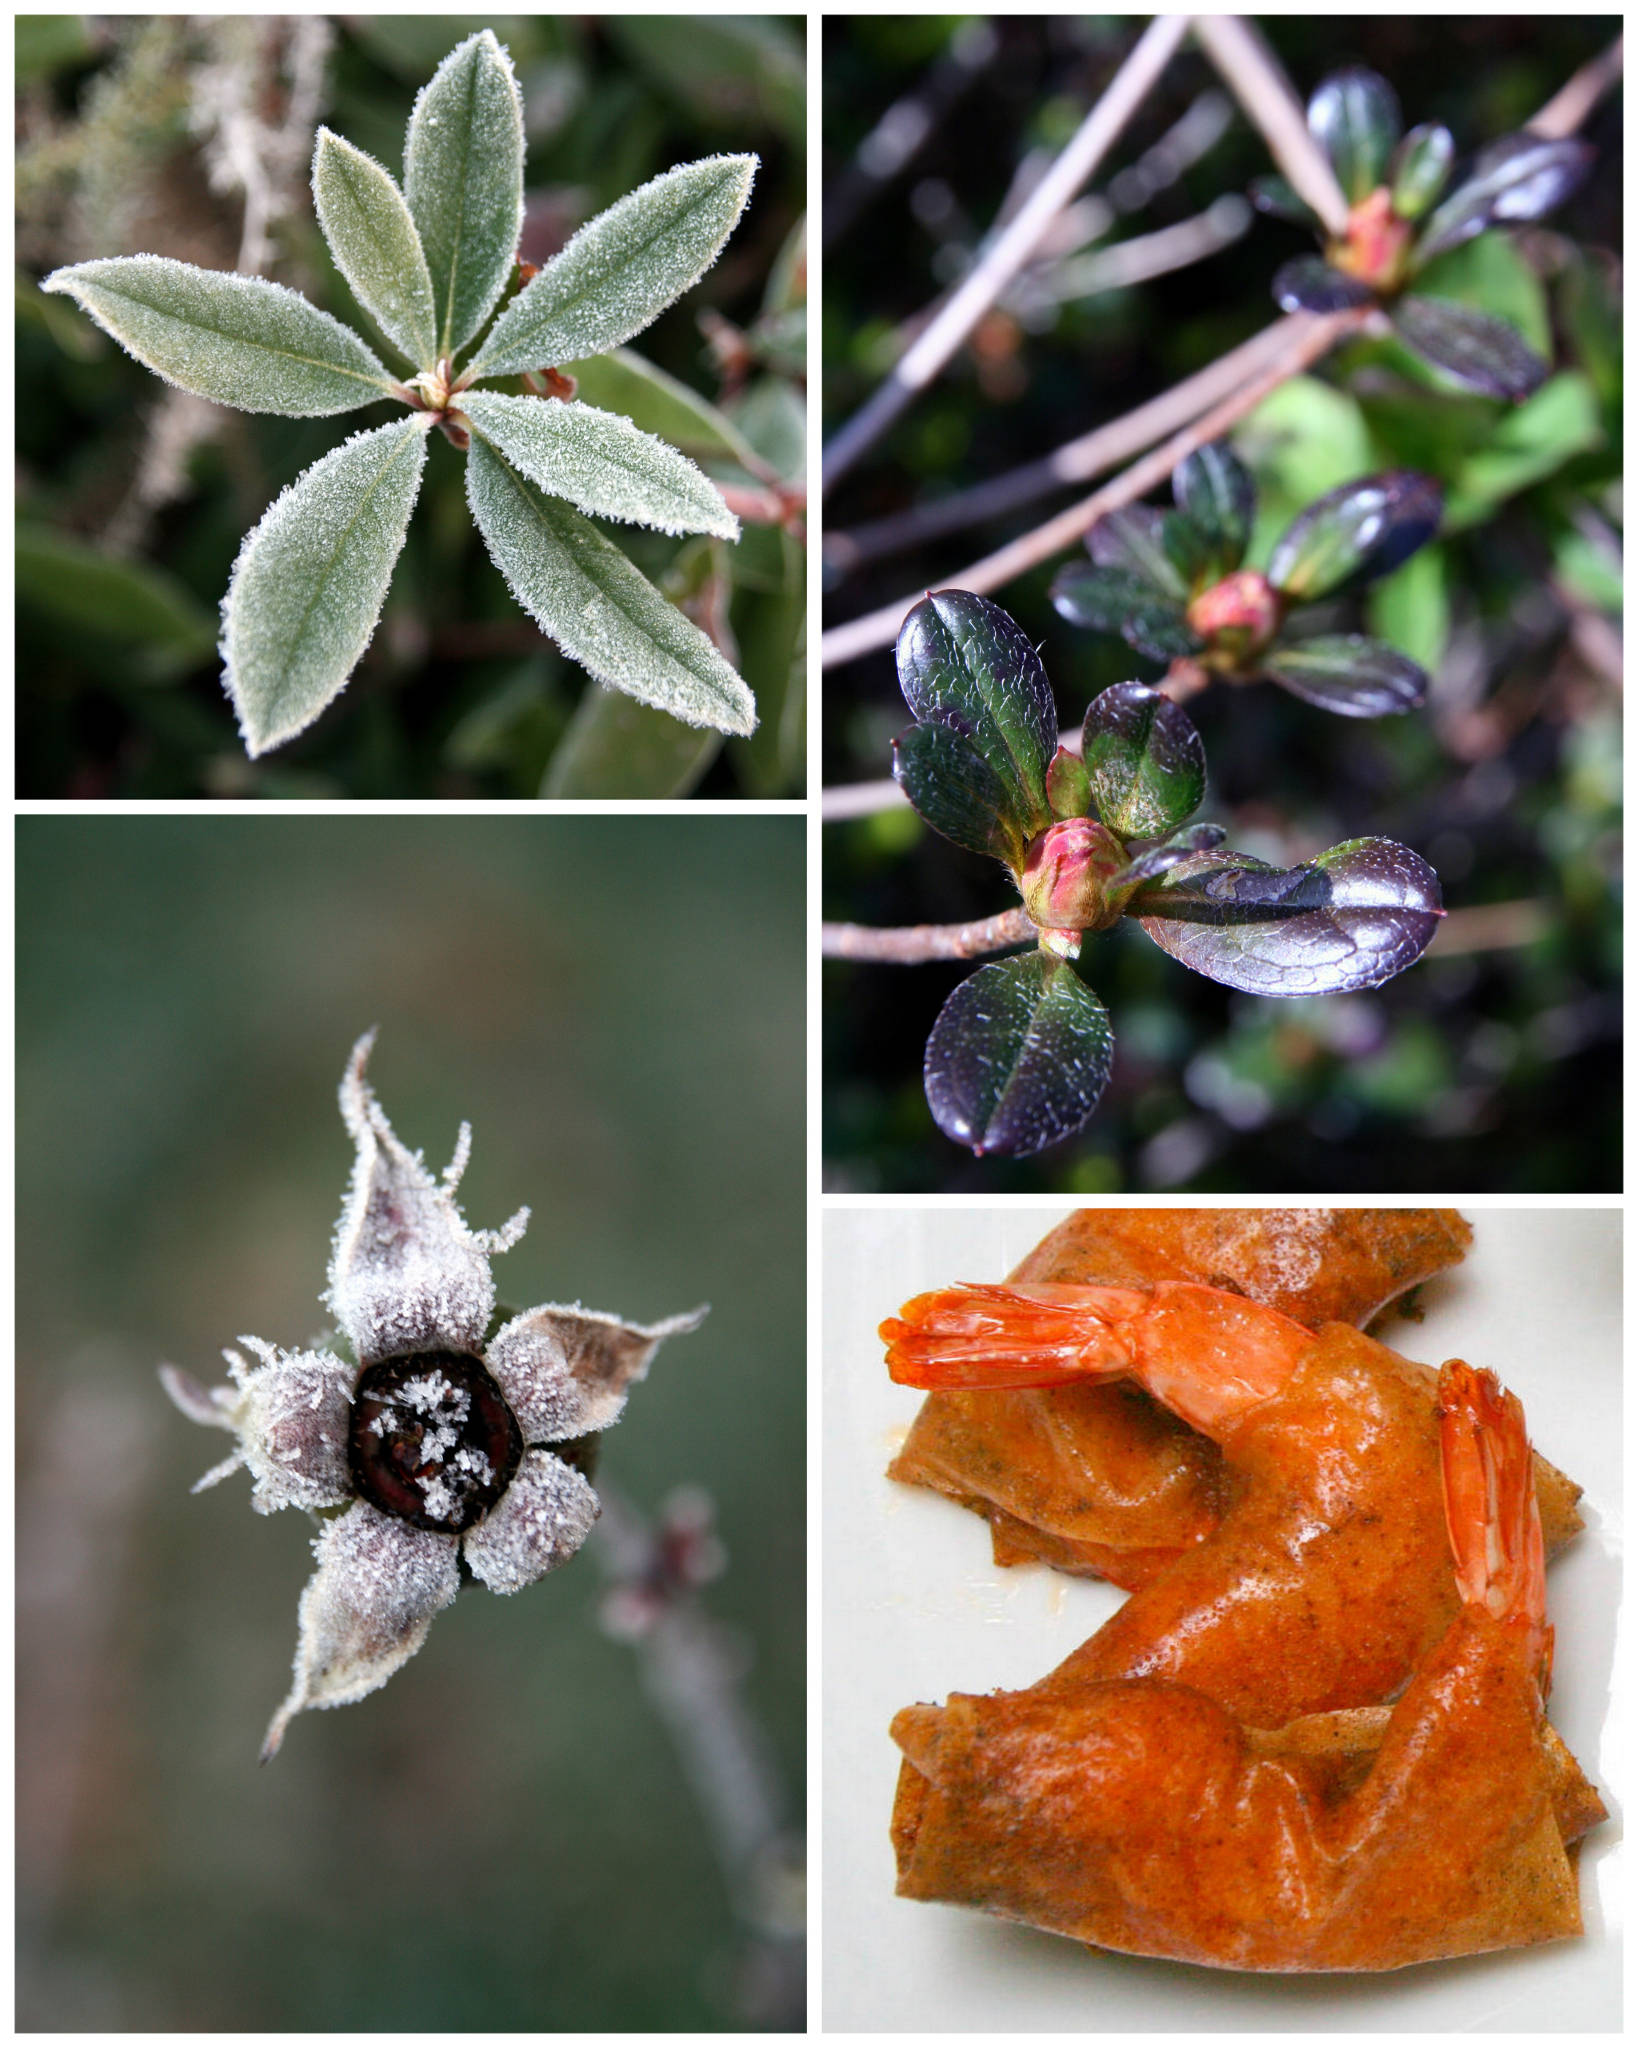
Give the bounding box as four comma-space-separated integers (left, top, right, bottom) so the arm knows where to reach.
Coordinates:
461, 1448, 601, 1594
222, 414, 430, 757
470, 155, 756, 378
327, 1030, 528, 1365
41, 255, 394, 414
262, 1501, 459, 1759
487, 1301, 707, 1439
231, 1344, 356, 1513
158, 1360, 238, 1430
461, 391, 739, 538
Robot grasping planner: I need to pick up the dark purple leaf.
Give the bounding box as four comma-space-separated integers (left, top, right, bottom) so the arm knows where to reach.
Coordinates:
1249, 174, 1320, 229
896, 591, 1057, 836
1081, 682, 1206, 841
1307, 69, 1402, 203
1088, 504, 1189, 601
1263, 634, 1427, 716
1132, 837, 1443, 996
1272, 256, 1377, 315
924, 954, 1113, 1157
1049, 562, 1203, 662
1267, 471, 1443, 600
1172, 441, 1254, 581
892, 720, 1023, 865
1414, 135, 1595, 264
1117, 822, 1228, 892
1389, 123, 1454, 220
1391, 294, 1548, 400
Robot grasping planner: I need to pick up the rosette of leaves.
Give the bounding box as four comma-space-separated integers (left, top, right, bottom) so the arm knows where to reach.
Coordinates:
892, 590, 1443, 1157
1256, 67, 1593, 400
1050, 442, 1442, 718
42, 30, 759, 757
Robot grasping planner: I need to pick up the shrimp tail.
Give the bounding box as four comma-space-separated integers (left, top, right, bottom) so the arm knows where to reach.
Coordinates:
880, 1283, 1152, 1390
1439, 1358, 1551, 1683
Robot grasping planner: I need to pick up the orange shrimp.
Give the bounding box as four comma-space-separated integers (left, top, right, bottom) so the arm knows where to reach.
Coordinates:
883, 1281, 1572, 1726
884, 1209, 1592, 1592
890, 1361, 1602, 1971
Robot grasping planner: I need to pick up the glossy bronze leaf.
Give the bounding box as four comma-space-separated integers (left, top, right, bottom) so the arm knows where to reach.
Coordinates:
924, 955, 1114, 1158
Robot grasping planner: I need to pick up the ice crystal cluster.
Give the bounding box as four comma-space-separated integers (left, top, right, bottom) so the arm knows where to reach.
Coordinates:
44, 30, 758, 754
160, 1031, 705, 1758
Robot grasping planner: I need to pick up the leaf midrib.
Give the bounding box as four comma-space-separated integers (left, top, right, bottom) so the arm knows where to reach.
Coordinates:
88, 279, 389, 392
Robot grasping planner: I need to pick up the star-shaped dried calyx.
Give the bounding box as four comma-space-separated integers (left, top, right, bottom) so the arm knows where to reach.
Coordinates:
159, 1031, 706, 1759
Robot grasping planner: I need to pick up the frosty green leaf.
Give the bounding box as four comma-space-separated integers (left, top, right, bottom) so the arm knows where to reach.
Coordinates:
40, 256, 395, 415
312, 128, 438, 368
565, 347, 763, 469
403, 29, 525, 359
472, 155, 758, 378
465, 438, 755, 736
223, 415, 430, 755
460, 391, 739, 539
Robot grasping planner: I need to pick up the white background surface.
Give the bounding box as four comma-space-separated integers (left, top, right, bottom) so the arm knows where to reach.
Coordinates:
821, 1207, 1621, 2032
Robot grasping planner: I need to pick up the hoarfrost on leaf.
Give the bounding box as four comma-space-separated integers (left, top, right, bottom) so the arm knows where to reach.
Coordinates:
460, 390, 739, 539
222, 414, 430, 757
471, 154, 758, 377
312, 127, 439, 369
41, 256, 397, 415
466, 438, 757, 734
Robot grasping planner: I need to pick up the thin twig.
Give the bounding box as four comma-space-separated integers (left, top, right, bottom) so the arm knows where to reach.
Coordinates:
822, 15, 1191, 495
1528, 32, 1623, 139
1192, 15, 1349, 235
825, 315, 1297, 577
1424, 900, 1550, 957
820, 303, 1374, 669
822, 906, 1034, 963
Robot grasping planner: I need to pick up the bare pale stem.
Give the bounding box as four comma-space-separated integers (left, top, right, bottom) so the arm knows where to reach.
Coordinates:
1528, 32, 1623, 138
1192, 15, 1349, 235
822, 907, 1034, 963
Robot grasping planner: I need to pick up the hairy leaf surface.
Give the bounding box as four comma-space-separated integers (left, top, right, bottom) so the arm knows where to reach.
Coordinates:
472, 155, 757, 377
223, 415, 429, 755
313, 127, 438, 368
924, 955, 1114, 1158
895, 590, 1057, 838
892, 721, 1022, 866
404, 28, 524, 357
466, 438, 755, 735
1081, 682, 1206, 840
460, 390, 738, 537
41, 256, 393, 414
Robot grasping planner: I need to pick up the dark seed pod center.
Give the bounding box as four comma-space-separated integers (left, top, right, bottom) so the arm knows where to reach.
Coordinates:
349, 1351, 522, 1533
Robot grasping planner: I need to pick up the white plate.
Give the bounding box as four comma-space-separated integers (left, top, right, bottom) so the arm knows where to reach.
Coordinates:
822, 1207, 1620, 2032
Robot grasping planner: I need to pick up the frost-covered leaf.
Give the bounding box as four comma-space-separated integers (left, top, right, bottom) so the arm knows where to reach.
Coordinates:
1263, 634, 1427, 717
460, 390, 738, 538
1307, 68, 1401, 204
1391, 295, 1548, 401
466, 437, 755, 735
472, 155, 756, 377
222, 416, 429, 756
41, 256, 394, 414
924, 955, 1114, 1158
564, 346, 763, 468
894, 590, 1057, 839
312, 127, 438, 368
892, 720, 1022, 866
404, 28, 525, 357
1132, 837, 1444, 995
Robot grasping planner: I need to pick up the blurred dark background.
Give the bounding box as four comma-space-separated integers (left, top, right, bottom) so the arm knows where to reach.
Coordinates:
18, 13, 805, 798
823, 16, 1621, 1192
16, 815, 805, 2028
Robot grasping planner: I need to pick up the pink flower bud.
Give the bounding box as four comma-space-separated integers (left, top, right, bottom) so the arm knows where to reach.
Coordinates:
1331, 186, 1414, 292
1020, 817, 1128, 935
1187, 568, 1282, 648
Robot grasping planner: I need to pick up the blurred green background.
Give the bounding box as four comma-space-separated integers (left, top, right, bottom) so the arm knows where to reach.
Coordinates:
18, 13, 806, 798
823, 16, 1621, 1192
16, 815, 805, 2029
